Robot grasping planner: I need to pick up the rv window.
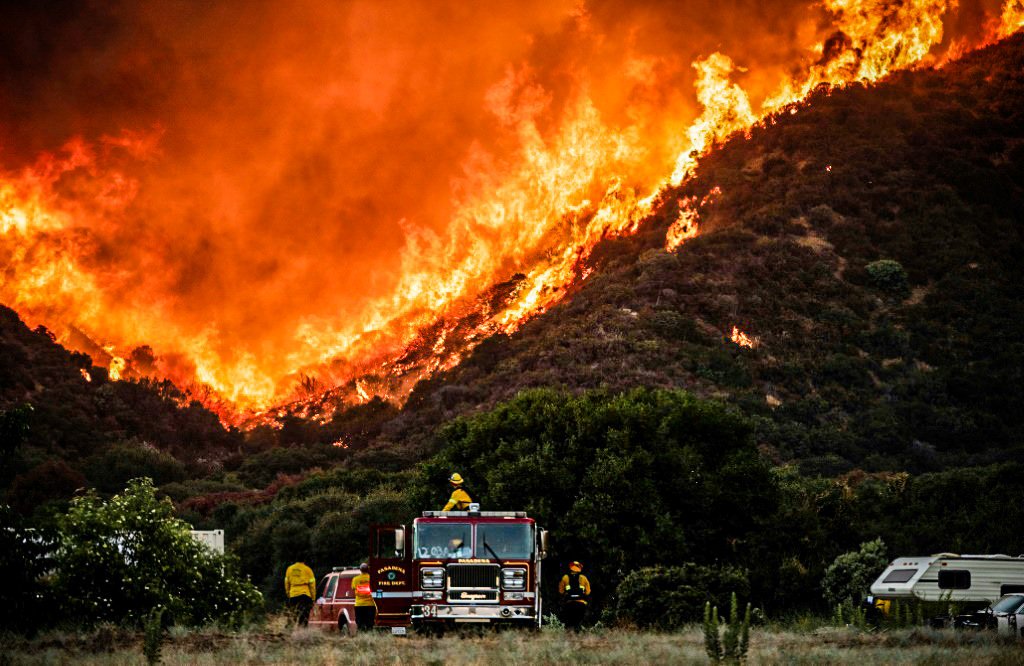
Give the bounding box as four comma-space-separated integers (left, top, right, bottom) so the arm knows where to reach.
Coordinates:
938, 569, 971, 590
882, 569, 917, 583
1001, 585, 1024, 596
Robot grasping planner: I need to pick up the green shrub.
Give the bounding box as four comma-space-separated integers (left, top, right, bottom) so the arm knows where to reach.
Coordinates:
865, 259, 910, 296
54, 478, 263, 627
85, 441, 186, 494
821, 538, 889, 608
613, 564, 750, 629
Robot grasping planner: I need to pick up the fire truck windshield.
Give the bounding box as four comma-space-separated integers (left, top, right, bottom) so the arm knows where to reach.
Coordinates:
414, 523, 472, 559
475, 523, 533, 560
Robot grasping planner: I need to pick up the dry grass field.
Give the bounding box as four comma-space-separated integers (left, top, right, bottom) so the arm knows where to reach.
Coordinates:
3, 622, 1024, 665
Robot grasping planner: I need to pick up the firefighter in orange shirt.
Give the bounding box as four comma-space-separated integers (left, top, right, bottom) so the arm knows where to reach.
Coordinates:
284, 557, 316, 627
350, 562, 376, 631
442, 472, 473, 511
558, 561, 591, 631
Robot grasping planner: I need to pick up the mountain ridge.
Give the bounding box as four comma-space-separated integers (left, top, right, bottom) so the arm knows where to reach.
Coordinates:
3, 33, 1023, 508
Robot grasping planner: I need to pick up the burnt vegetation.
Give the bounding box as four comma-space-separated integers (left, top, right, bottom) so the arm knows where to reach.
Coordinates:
2, 34, 1024, 627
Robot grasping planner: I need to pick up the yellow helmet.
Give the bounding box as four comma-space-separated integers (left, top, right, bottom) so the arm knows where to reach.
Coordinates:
569, 561, 583, 572
448, 472, 464, 486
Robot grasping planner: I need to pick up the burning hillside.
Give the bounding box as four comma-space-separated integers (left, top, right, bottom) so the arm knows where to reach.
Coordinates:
1, 0, 1021, 421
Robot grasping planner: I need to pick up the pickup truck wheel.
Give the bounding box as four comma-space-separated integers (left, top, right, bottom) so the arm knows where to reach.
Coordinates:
338, 614, 350, 634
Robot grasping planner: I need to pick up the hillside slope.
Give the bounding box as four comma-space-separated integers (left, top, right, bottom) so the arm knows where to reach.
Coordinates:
0, 305, 242, 509
3, 35, 1023, 507
379, 33, 1024, 474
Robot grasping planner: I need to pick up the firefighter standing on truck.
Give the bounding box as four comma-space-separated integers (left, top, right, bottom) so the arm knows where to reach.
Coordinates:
351, 562, 376, 631
442, 472, 473, 511
559, 561, 591, 632
284, 557, 316, 627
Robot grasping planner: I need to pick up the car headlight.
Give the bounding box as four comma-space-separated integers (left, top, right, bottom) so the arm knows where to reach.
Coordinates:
501, 568, 527, 590
421, 567, 445, 589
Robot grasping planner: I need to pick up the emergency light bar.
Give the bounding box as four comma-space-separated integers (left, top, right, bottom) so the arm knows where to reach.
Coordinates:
421, 511, 527, 518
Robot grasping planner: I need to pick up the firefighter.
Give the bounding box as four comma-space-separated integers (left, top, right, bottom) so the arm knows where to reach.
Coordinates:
351, 562, 376, 631
558, 561, 591, 632
284, 557, 316, 627
442, 472, 473, 511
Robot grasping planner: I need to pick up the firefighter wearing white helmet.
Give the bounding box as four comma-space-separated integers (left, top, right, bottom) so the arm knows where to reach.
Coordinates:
442, 472, 473, 511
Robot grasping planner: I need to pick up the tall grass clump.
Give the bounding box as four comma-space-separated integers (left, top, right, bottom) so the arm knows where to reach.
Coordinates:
143, 607, 165, 665
704, 593, 751, 663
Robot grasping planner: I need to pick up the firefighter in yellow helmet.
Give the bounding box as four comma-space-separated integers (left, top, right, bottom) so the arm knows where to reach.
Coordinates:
350, 562, 376, 631
558, 561, 591, 631
442, 472, 473, 511
284, 557, 316, 627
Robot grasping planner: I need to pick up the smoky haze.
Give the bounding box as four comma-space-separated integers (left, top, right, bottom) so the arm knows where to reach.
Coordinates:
0, 0, 1007, 404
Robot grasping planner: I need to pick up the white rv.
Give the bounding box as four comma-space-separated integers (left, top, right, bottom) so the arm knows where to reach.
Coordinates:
190, 529, 225, 555
870, 553, 1024, 603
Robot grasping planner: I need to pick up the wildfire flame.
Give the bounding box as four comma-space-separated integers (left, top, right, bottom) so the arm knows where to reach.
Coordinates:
1, 1, 1018, 419
731, 326, 759, 349
999, 0, 1024, 37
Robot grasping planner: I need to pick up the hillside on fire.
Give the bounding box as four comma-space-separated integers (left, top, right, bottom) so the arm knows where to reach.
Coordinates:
402, 32, 1024, 476
2, 12, 1024, 636
5, 32, 1023, 495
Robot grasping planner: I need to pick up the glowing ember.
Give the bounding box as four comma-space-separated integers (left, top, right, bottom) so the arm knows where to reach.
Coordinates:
80, 368, 92, 382
731, 326, 759, 349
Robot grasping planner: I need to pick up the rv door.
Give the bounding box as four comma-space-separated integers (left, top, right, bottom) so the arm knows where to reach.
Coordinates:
367, 524, 412, 628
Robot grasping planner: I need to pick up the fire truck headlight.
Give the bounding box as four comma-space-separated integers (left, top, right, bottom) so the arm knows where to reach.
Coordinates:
421, 567, 445, 589
501, 568, 527, 590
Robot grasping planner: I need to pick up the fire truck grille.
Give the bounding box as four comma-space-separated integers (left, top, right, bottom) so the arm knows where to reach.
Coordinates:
448, 564, 499, 589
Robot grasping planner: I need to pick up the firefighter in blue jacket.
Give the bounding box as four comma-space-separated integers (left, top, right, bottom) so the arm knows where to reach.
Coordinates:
558, 560, 591, 631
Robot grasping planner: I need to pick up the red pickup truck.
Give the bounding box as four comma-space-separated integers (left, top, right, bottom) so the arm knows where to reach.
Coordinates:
309, 567, 360, 633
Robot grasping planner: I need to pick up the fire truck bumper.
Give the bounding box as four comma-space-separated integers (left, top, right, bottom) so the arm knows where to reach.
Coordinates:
411, 604, 536, 622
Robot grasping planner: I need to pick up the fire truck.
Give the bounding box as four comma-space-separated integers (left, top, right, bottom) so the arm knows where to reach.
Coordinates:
368, 508, 548, 632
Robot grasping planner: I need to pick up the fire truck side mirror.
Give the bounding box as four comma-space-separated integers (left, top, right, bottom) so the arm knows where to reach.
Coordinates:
539, 529, 549, 559
395, 526, 406, 555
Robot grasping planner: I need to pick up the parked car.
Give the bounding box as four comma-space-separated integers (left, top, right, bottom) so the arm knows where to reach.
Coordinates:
309, 567, 360, 633
953, 593, 1024, 635
990, 593, 1024, 637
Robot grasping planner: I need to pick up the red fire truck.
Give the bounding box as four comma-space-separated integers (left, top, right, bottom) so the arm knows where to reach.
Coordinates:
368, 509, 548, 632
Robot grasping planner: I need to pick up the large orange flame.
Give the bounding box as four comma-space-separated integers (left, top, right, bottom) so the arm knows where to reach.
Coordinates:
0, 0, 1018, 419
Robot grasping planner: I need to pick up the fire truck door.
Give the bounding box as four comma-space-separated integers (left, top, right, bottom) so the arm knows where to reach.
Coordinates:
368, 524, 412, 627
